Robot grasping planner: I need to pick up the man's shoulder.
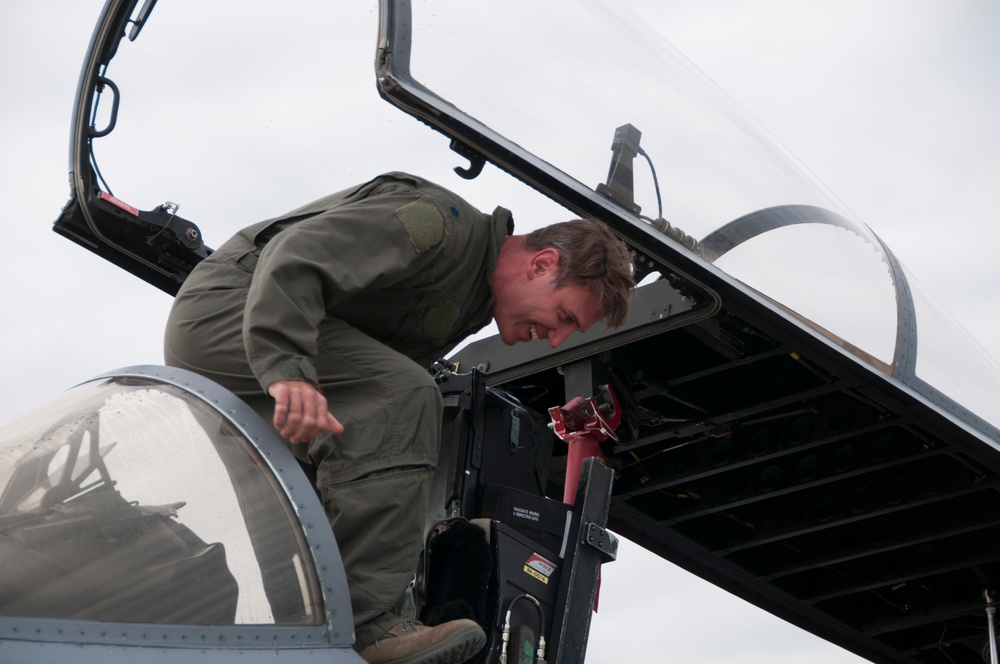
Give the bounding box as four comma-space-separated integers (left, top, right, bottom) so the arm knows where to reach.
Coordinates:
230, 171, 508, 251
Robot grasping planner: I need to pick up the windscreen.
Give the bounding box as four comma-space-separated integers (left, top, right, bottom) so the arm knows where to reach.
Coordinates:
0, 377, 319, 625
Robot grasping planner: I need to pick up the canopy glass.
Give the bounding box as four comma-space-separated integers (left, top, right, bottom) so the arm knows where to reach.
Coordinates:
0, 375, 319, 625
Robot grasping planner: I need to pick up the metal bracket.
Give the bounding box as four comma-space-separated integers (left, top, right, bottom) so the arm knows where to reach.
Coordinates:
595, 123, 642, 215
583, 522, 618, 562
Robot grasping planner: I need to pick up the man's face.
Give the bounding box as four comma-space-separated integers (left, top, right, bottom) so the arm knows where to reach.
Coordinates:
492, 250, 601, 348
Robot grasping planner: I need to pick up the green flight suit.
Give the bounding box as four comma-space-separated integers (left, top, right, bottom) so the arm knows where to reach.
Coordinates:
164, 172, 511, 648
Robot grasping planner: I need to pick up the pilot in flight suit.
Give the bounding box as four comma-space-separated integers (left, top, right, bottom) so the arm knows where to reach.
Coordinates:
165, 172, 511, 658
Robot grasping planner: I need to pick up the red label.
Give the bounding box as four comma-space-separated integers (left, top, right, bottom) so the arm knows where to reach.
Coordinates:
100, 192, 139, 216
524, 553, 557, 580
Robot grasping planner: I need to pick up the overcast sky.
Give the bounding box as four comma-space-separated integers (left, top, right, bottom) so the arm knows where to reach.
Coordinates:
1, 1, 998, 662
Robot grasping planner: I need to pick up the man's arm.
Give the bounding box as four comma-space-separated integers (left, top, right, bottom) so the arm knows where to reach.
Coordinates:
244, 184, 449, 443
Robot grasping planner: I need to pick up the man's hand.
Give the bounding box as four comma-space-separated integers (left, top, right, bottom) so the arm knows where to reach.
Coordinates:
267, 380, 344, 444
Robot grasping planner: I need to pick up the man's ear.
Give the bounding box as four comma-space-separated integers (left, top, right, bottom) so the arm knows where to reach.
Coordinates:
528, 247, 560, 279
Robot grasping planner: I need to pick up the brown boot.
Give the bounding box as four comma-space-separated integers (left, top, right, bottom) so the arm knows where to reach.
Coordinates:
358, 619, 486, 664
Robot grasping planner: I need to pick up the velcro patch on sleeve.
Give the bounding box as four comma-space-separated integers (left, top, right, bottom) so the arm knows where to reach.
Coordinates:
395, 196, 446, 253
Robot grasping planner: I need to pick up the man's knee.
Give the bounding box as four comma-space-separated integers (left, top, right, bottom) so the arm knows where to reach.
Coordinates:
398, 371, 443, 419
390, 379, 443, 462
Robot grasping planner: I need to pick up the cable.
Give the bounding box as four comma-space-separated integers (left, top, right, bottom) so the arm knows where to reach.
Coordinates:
636, 146, 662, 219
499, 593, 546, 664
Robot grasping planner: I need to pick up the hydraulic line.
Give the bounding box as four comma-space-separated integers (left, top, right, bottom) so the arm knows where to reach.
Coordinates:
499, 593, 546, 664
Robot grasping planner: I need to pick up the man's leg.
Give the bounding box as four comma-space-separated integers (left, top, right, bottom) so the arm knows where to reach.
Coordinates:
166, 284, 436, 633
163, 261, 264, 405
168, 290, 483, 660
321, 466, 434, 643
306, 320, 458, 651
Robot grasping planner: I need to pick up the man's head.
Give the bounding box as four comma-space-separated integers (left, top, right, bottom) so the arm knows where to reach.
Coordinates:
490, 219, 635, 348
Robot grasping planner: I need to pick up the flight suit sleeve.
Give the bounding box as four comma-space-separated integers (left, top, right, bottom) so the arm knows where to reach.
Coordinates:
243, 191, 448, 391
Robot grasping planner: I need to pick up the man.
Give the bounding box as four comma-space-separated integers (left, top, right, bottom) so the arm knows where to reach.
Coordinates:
164, 172, 634, 664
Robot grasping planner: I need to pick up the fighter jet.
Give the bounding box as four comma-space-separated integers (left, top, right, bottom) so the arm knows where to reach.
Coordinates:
2, 1, 998, 662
